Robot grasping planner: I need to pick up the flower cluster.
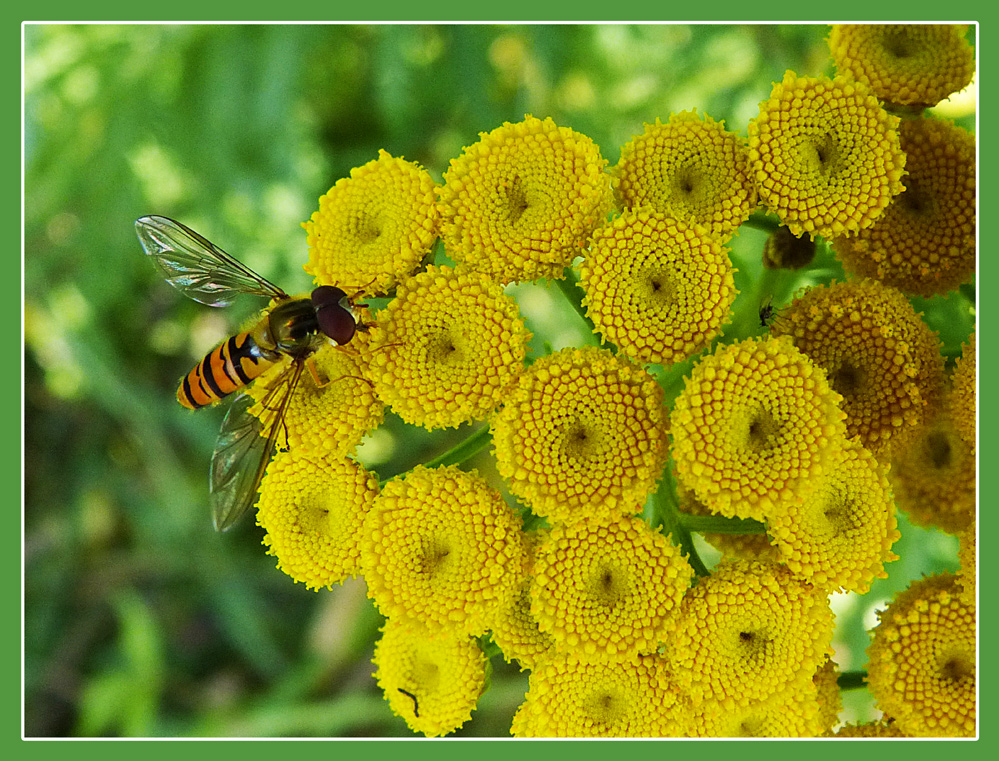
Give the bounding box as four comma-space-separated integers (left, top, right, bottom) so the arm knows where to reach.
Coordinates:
192, 26, 976, 735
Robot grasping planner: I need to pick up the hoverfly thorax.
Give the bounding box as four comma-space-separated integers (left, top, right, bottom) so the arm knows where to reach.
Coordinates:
263, 297, 327, 358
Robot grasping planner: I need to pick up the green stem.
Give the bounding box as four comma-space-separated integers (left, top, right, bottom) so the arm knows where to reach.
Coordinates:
422, 424, 492, 469
554, 268, 599, 337
742, 210, 781, 234
378, 425, 492, 486
837, 671, 868, 691
678, 514, 767, 535
653, 474, 710, 578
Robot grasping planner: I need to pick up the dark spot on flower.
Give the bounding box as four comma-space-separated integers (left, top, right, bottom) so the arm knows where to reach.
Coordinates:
926, 431, 953, 469
503, 175, 530, 224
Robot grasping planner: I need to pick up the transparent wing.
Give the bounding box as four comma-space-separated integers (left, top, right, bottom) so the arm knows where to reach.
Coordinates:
209, 360, 303, 532
135, 214, 287, 307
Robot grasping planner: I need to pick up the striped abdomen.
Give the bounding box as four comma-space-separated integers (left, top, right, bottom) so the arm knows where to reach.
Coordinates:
177, 331, 277, 409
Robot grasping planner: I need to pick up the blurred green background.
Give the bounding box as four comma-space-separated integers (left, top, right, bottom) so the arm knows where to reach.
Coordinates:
23, 23, 975, 737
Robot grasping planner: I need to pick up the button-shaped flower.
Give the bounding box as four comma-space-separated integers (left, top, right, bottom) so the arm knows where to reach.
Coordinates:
371, 619, 486, 737
510, 653, 689, 737
832, 116, 976, 297
747, 70, 906, 239
889, 401, 975, 534
367, 264, 531, 430
530, 515, 692, 661
828, 24, 975, 109
671, 336, 848, 521
303, 149, 438, 295
579, 208, 737, 366
491, 346, 668, 523
768, 437, 900, 594
866, 573, 976, 737
771, 279, 945, 459
612, 110, 757, 241
256, 449, 378, 589
666, 559, 835, 710
361, 465, 526, 637
437, 114, 613, 283
248, 339, 384, 456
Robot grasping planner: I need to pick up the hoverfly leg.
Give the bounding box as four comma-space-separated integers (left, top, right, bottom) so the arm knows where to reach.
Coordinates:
305, 355, 331, 388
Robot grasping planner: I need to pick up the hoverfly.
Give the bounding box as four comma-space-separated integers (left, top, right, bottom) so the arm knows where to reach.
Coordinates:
136, 214, 363, 532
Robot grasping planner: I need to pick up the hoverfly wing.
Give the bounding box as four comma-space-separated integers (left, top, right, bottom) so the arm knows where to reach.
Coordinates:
208, 360, 304, 531
136, 214, 288, 307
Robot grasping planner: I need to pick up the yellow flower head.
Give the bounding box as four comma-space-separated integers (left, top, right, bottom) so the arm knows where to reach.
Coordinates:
889, 401, 975, 534
828, 24, 975, 109
771, 279, 945, 459
530, 515, 692, 661
768, 437, 900, 594
510, 654, 689, 737
303, 150, 438, 295
579, 209, 737, 366
491, 346, 668, 524
689, 681, 824, 738
747, 71, 906, 239
256, 450, 378, 589
813, 656, 843, 734
670, 336, 848, 521
372, 619, 486, 737
832, 117, 976, 296
667, 559, 835, 709
488, 530, 555, 671
437, 115, 613, 283
612, 110, 757, 240
866, 573, 976, 737
956, 520, 976, 608
360, 465, 525, 637
248, 339, 384, 456
950, 330, 976, 448
367, 264, 530, 430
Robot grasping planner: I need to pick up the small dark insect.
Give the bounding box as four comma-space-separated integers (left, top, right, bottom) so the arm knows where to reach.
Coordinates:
759, 299, 777, 328
397, 687, 420, 718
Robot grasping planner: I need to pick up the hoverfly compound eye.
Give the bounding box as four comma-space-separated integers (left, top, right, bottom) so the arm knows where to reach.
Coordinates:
312, 285, 357, 345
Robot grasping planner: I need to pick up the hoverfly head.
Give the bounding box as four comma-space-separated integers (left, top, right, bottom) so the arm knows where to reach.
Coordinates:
311, 285, 357, 345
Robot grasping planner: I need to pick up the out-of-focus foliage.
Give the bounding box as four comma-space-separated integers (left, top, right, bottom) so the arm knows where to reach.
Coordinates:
23, 23, 973, 737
